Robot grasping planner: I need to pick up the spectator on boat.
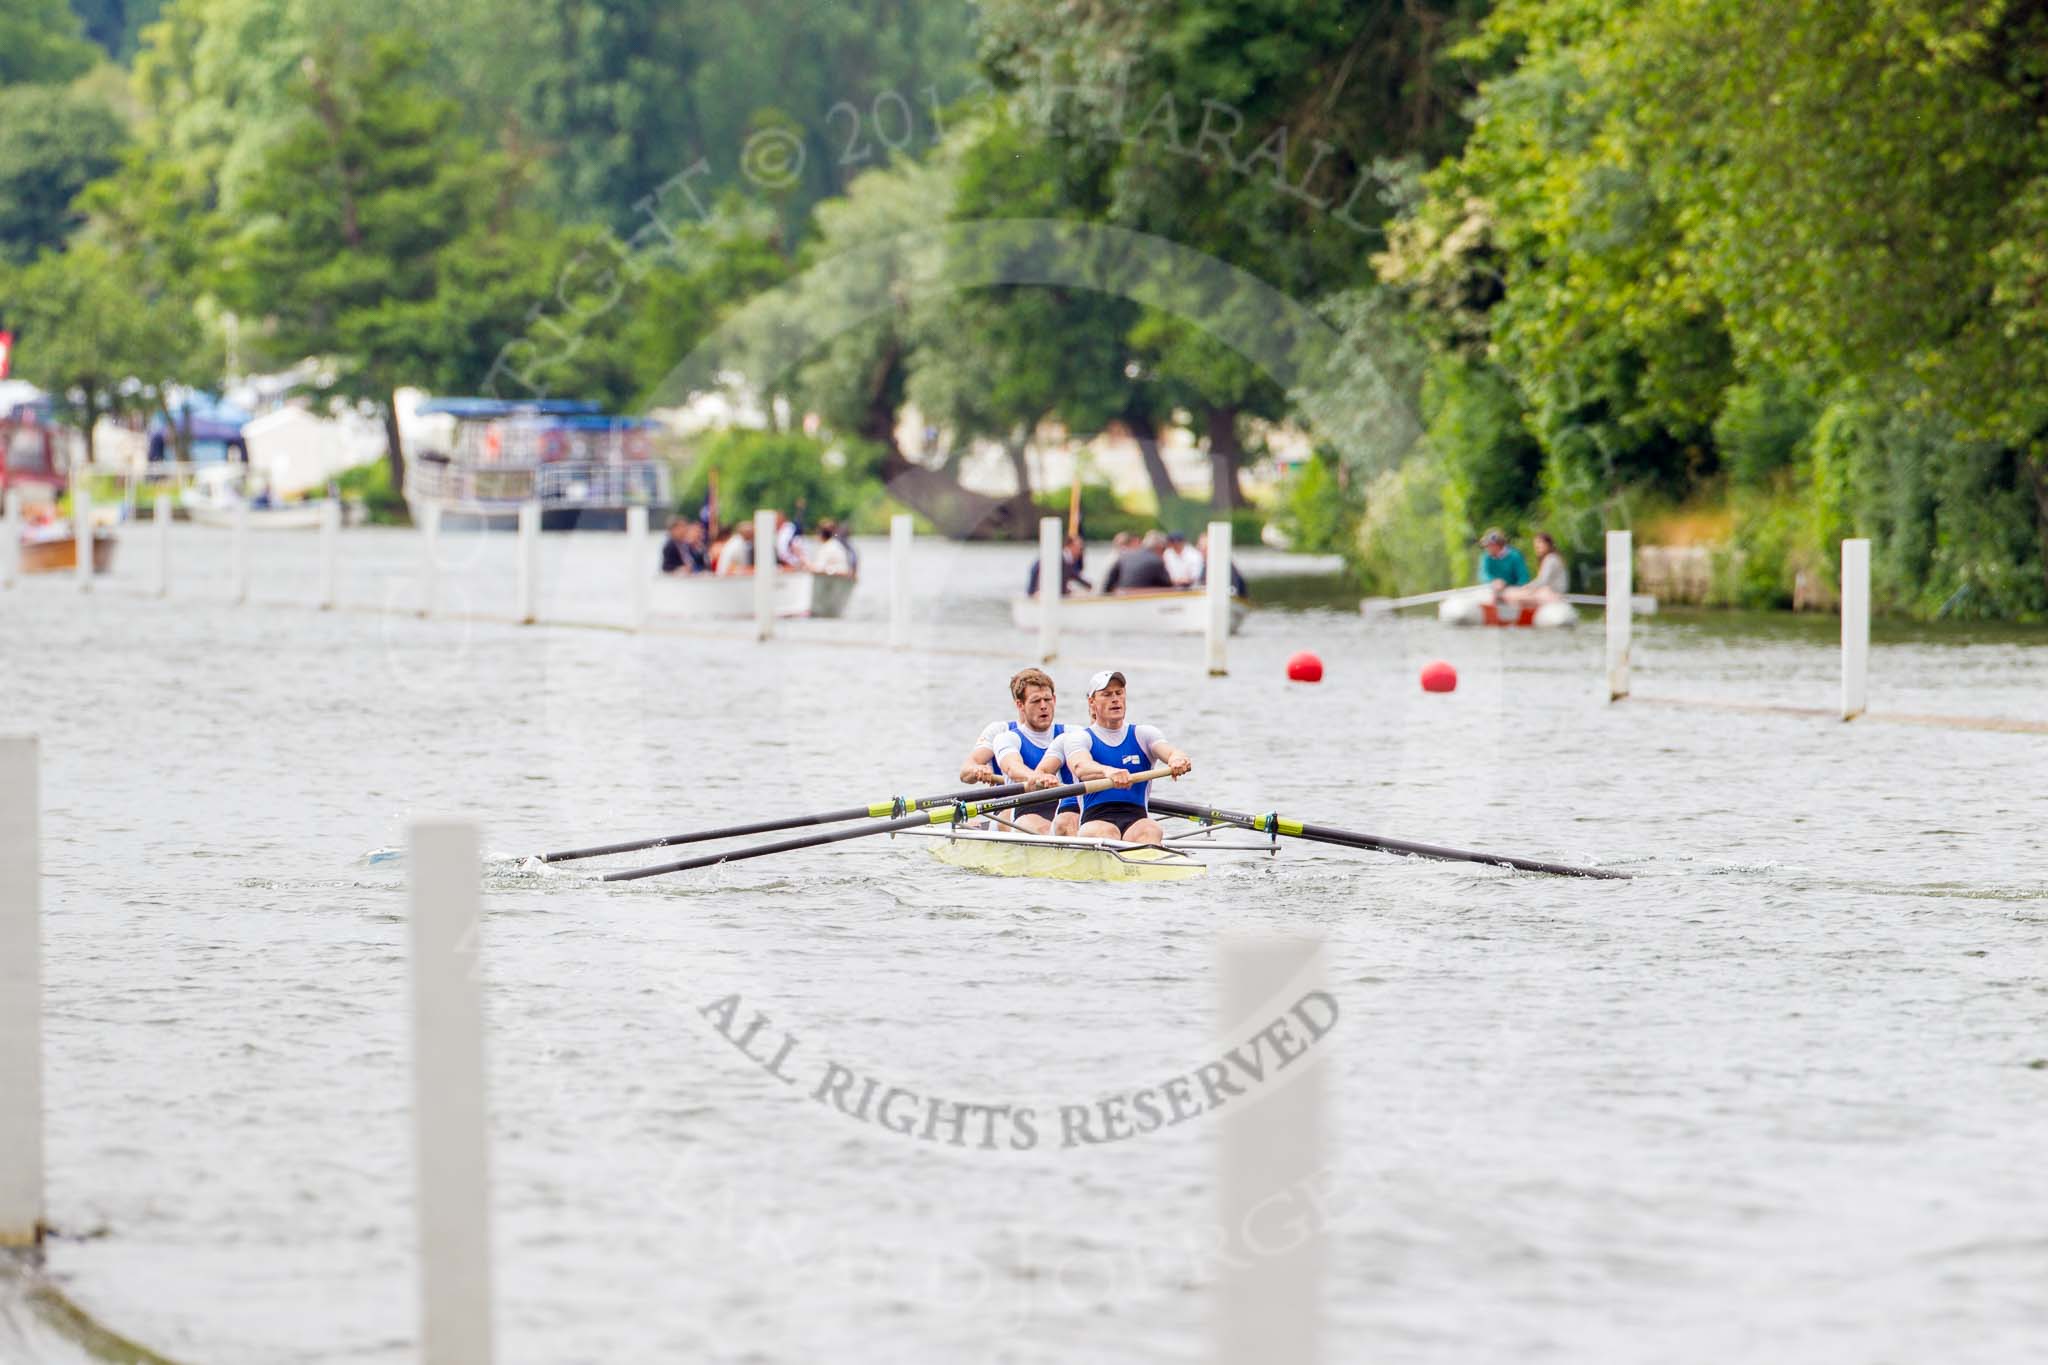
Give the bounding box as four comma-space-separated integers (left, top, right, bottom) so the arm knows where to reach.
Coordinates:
1101, 531, 1175, 593
1501, 532, 1568, 607
1026, 533, 1092, 596
661, 518, 708, 574
775, 512, 805, 568
1476, 528, 1530, 591
1194, 529, 1248, 599
807, 519, 854, 576
714, 521, 755, 575
1161, 531, 1202, 586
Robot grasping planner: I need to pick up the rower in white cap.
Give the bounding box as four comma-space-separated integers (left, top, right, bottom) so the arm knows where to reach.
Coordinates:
1034, 669, 1192, 846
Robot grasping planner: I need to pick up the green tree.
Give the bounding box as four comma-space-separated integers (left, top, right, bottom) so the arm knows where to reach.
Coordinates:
0, 84, 129, 262
0, 0, 96, 85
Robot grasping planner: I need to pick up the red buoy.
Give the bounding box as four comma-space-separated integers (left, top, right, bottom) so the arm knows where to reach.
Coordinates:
1285, 650, 1324, 683
1420, 660, 1458, 693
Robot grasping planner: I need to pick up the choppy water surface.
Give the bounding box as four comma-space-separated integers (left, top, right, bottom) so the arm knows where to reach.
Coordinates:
5, 525, 2046, 1364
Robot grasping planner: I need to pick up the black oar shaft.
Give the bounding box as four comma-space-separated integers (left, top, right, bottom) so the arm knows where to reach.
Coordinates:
1149, 797, 1628, 880
609, 768, 1172, 882
541, 783, 1027, 863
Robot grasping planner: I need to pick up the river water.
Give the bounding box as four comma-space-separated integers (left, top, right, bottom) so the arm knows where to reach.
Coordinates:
4, 524, 2046, 1364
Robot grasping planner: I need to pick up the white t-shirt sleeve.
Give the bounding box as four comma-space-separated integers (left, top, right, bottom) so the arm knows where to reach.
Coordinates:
1133, 724, 1166, 759
973, 720, 1008, 753
989, 727, 1023, 757
1048, 730, 1090, 767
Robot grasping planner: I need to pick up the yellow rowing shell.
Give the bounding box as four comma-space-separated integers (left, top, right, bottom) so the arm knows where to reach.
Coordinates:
917, 828, 1207, 882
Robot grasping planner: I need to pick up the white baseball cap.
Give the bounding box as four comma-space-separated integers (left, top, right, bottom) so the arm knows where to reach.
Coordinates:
1086, 669, 1127, 697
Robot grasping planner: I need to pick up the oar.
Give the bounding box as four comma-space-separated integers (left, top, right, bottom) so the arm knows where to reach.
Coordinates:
538, 781, 1027, 863
607, 767, 1175, 881
1148, 796, 1629, 880
1562, 592, 1658, 614
1360, 587, 1470, 615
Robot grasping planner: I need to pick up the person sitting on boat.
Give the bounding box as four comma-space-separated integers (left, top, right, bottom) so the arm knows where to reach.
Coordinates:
1162, 531, 1202, 586
1025, 533, 1092, 596
661, 518, 708, 574
714, 521, 755, 575
1038, 670, 1192, 847
1476, 528, 1529, 592
1194, 529, 1249, 598
774, 513, 806, 569
957, 667, 1082, 836
806, 519, 854, 576
1100, 531, 1175, 593
1499, 531, 1567, 607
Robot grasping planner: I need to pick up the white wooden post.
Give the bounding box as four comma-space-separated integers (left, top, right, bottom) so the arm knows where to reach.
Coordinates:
73, 483, 94, 592
0, 737, 43, 1248
1, 490, 19, 589
408, 819, 496, 1365
1605, 530, 1632, 701
626, 505, 649, 632
1841, 537, 1870, 721
1205, 521, 1233, 677
753, 507, 777, 642
516, 502, 540, 625
888, 513, 912, 649
318, 499, 340, 610
1037, 516, 1061, 663
419, 502, 442, 618
230, 499, 250, 604
1215, 937, 1326, 1365
154, 494, 172, 599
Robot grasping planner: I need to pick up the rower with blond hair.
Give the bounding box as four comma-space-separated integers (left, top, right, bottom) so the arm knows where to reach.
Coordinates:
1036, 669, 1191, 846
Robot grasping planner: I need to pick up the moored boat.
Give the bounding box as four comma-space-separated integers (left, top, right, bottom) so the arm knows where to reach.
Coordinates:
1008, 588, 1248, 636
17, 526, 116, 575
404, 398, 670, 531
648, 569, 854, 620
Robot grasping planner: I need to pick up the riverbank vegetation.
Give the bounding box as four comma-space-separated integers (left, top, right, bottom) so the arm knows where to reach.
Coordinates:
0, 0, 2041, 614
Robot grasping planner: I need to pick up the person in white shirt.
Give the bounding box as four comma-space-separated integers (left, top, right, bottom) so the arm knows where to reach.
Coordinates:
774, 514, 804, 568
806, 519, 854, 576
955, 668, 1080, 834
1500, 531, 1569, 607
1035, 669, 1191, 845
1161, 531, 1204, 586
713, 522, 754, 575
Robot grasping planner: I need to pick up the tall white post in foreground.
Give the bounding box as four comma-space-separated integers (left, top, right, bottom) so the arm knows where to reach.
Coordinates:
1, 490, 19, 589
318, 499, 341, 610
229, 499, 251, 604
753, 507, 777, 642
0, 737, 43, 1248
1205, 521, 1233, 677
418, 502, 442, 618
1037, 515, 1062, 663
154, 493, 172, 599
1841, 537, 1870, 721
625, 504, 649, 632
408, 819, 495, 1365
73, 484, 94, 592
1214, 937, 1326, 1365
515, 502, 540, 625
888, 513, 913, 649
1605, 530, 1632, 701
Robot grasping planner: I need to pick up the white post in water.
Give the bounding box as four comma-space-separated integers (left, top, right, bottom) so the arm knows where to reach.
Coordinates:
408, 819, 496, 1365
1605, 530, 1633, 701
73, 483, 94, 593
1215, 937, 1327, 1365
230, 499, 250, 604
1841, 537, 1870, 721
153, 493, 171, 599
626, 504, 649, 632
418, 502, 442, 619
0, 737, 43, 1248
888, 513, 912, 649
1, 490, 19, 589
318, 499, 340, 610
753, 507, 777, 642
1037, 515, 1061, 663
1205, 520, 1233, 676
516, 502, 540, 625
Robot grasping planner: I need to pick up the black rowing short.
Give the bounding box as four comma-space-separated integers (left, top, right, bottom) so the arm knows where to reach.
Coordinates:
1011, 796, 1080, 822
1082, 804, 1151, 836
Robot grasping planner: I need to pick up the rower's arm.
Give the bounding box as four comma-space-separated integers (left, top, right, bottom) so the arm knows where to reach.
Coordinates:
1144, 734, 1193, 778
1058, 745, 1114, 783
958, 744, 999, 784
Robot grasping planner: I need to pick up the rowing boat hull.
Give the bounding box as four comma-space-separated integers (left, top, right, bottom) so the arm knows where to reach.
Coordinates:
1439, 590, 1577, 629
917, 828, 1207, 881
186, 503, 327, 530
1008, 589, 1248, 636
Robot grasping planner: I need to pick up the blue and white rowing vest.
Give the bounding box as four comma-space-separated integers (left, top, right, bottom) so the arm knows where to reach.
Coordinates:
991, 722, 1078, 810
1080, 725, 1150, 814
